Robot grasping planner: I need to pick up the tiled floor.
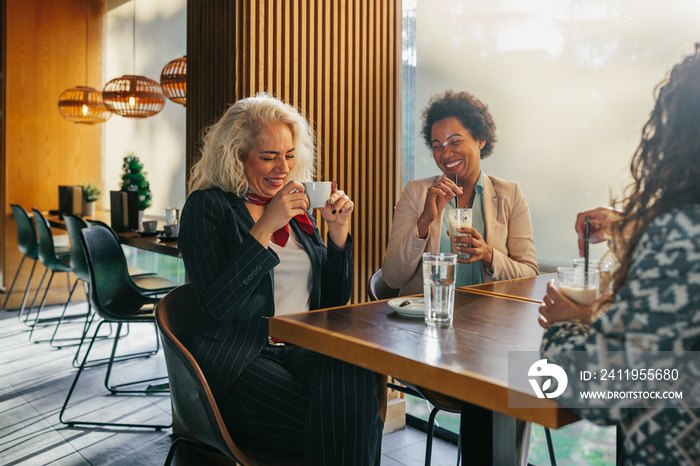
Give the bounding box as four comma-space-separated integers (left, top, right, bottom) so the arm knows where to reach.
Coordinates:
1, 301, 458, 466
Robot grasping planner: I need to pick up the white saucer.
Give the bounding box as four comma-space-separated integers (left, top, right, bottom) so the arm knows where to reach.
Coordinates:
388, 298, 425, 318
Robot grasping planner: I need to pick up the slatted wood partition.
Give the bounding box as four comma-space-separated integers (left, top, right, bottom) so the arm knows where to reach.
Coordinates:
187, 0, 402, 303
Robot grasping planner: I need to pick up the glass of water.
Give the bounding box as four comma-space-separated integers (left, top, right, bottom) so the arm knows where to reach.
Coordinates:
422, 252, 457, 327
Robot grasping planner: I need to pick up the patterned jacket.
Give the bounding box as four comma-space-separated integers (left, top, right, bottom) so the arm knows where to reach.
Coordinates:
541, 204, 700, 466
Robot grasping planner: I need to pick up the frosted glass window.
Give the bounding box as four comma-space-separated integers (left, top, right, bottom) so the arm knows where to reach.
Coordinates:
412, 0, 700, 269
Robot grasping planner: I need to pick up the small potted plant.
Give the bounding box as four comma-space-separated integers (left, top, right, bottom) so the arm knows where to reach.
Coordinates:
79, 182, 101, 217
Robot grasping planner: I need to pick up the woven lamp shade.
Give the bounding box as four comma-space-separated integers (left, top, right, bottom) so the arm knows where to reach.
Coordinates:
160, 56, 186, 106
102, 75, 166, 118
58, 86, 111, 124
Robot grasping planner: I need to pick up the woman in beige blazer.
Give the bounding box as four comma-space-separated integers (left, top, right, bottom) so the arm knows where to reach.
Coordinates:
382, 89, 538, 466
382, 90, 538, 296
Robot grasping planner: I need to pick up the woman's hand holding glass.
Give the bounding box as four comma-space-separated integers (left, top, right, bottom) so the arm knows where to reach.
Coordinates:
319, 182, 354, 249
449, 226, 493, 266
538, 279, 593, 328
417, 177, 463, 238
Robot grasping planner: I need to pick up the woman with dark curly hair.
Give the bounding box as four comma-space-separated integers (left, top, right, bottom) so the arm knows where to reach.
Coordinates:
538, 46, 700, 464
382, 90, 538, 295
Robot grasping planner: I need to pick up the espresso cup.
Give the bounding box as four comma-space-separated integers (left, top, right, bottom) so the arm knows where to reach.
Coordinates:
164, 224, 180, 238
142, 220, 158, 233
165, 207, 179, 225
302, 181, 333, 208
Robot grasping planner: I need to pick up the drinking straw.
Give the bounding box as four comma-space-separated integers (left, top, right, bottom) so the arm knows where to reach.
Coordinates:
453, 175, 459, 209
584, 216, 590, 286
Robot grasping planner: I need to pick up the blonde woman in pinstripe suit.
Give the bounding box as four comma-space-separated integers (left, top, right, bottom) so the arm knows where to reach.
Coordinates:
179, 94, 383, 465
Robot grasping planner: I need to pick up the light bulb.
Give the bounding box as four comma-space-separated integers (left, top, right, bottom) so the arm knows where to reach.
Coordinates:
82, 104, 88, 116
129, 96, 136, 107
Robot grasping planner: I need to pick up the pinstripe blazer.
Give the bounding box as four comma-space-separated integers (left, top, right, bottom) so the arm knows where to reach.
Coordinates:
178, 187, 353, 399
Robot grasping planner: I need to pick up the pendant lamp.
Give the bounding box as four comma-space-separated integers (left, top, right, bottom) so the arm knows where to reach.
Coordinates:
160, 56, 186, 106
57, 0, 111, 124
102, 0, 166, 118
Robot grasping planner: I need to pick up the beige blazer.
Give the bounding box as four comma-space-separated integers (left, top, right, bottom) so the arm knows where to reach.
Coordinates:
381, 174, 538, 295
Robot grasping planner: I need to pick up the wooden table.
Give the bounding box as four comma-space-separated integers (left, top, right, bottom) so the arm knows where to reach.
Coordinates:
45, 211, 180, 257
463, 273, 554, 303
270, 288, 578, 463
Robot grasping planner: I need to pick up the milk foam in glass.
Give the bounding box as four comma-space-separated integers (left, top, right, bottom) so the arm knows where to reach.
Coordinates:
557, 267, 599, 306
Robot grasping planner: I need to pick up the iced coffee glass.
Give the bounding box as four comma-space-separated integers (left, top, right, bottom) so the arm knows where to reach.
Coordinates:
447, 208, 472, 259
557, 267, 599, 306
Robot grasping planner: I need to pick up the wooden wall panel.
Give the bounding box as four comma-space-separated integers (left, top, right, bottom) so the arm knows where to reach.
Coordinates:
1, 0, 6, 291
185, 0, 238, 179
2, 0, 105, 304
187, 0, 401, 303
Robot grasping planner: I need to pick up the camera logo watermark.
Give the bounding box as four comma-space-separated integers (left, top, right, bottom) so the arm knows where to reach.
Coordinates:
528, 359, 568, 399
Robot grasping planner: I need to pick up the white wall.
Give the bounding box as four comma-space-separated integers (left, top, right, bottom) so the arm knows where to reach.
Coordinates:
414, 0, 700, 270
103, 0, 186, 221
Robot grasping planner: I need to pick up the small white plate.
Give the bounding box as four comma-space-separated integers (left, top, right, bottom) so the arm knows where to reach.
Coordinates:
388, 298, 425, 319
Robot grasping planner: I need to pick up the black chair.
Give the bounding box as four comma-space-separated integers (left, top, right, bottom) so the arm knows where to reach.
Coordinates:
44, 214, 100, 349
84, 218, 179, 292
156, 284, 304, 466
57, 215, 122, 361
3, 205, 42, 315
59, 225, 170, 430
368, 268, 401, 301
84, 219, 149, 278
59, 215, 177, 359
27, 209, 79, 342
76, 219, 178, 373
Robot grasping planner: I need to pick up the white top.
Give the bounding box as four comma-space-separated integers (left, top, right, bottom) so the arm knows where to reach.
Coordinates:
269, 229, 313, 316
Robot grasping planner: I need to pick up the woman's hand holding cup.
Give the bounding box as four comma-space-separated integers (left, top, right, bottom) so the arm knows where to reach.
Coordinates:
251, 180, 308, 245
450, 226, 493, 267
538, 278, 595, 328
318, 182, 353, 249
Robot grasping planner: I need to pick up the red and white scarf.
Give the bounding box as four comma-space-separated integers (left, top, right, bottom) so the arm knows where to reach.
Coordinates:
243, 191, 314, 247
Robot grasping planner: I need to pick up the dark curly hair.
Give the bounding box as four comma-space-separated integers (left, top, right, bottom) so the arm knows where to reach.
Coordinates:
420, 90, 497, 158
609, 44, 700, 295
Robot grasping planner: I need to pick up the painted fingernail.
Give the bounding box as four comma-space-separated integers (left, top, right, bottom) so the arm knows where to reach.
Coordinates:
332, 209, 337, 215
338, 209, 343, 214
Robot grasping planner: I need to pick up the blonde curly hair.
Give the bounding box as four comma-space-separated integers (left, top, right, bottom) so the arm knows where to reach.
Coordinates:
188, 93, 316, 196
